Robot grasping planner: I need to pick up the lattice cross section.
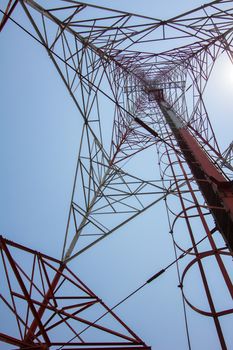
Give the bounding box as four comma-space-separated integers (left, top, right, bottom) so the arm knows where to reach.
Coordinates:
0, 236, 150, 350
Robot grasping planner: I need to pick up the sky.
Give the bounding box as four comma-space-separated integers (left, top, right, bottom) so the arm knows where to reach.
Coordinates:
0, 1, 233, 349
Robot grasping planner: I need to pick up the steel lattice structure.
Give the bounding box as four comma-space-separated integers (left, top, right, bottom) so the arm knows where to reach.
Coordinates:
0, 0, 233, 349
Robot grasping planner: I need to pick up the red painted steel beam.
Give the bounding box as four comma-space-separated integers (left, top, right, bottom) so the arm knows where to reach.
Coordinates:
0, 0, 19, 32
0, 236, 151, 349
24, 263, 65, 343
0, 332, 38, 348
0, 237, 51, 346
158, 100, 233, 253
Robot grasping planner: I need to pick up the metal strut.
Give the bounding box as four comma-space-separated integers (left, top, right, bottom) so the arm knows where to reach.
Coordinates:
158, 99, 233, 253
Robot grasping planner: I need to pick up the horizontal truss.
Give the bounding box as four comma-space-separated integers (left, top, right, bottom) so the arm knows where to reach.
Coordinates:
0, 236, 150, 350
1, 0, 233, 349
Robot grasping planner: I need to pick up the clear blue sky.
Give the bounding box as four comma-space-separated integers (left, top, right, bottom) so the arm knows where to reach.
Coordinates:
0, 1, 233, 349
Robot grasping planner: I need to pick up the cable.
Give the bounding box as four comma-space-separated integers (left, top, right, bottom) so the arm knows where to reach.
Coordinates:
58, 232, 211, 350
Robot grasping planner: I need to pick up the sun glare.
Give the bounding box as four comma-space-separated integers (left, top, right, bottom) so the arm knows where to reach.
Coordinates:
219, 55, 233, 86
